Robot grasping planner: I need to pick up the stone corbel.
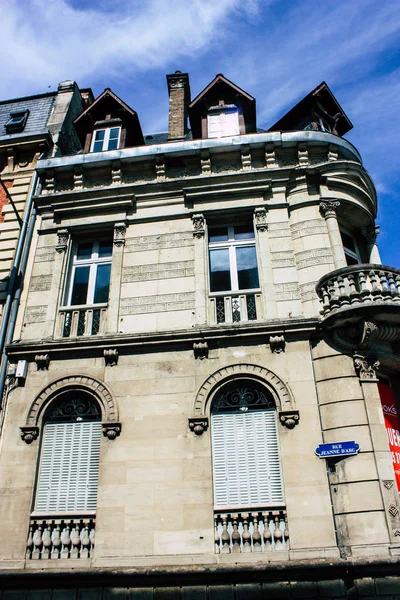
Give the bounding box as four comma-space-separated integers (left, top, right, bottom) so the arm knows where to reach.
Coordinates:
104, 349, 118, 367
20, 426, 39, 444
279, 410, 300, 429
102, 422, 121, 440
188, 417, 209, 436
192, 214, 205, 239
35, 354, 50, 371
241, 145, 251, 170
254, 207, 268, 232
353, 353, 380, 380
200, 150, 211, 174
113, 222, 126, 247
155, 155, 166, 181
55, 228, 69, 253
193, 342, 208, 360
361, 225, 380, 245
270, 335, 285, 354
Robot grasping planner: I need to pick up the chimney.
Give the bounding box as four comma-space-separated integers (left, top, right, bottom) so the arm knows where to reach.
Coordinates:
167, 71, 190, 140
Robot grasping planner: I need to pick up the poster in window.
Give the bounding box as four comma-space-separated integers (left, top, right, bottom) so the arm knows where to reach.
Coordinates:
378, 382, 400, 491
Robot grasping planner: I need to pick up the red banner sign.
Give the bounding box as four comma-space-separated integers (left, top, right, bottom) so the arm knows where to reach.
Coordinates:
378, 382, 400, 492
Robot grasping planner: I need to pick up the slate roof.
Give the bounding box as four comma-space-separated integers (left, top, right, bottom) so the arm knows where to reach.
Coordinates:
0, 93, 56, 142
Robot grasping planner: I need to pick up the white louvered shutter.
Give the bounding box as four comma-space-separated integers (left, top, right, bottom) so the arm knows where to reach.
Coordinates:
222, 110, 240, 136
212, 410, 284, 509
207, 112, 223, 138
35, 421, 102, 513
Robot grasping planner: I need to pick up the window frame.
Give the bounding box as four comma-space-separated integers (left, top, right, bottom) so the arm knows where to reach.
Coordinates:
90, 126, 121, 152
63, 239, 112, 309
340, 227, 362, 266
208, 223, 261, 296
5, 109, 29, 133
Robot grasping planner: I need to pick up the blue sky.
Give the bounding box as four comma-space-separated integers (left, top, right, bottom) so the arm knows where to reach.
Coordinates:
1, 0, 399, 265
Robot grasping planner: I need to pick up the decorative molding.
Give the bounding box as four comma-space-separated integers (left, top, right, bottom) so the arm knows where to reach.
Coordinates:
192, 213, 205, 239
200, 150, 211, 175
55, 229, 69, 253
26, 374, 118, 427
113, 222, 126, 247
111, 161, 122, 185
254, 207, 268, 232
193, 341, 208, 360
193, 363, 295, 417
155, 155, 166, 181
353, 353, 380, 380
319, 200, 340, 218
279, 410, 300, 429
269, 335, 285, 354
35, 354, 50, 371
20, 426, 39, 444
241, 145, 251, 170
44, 170, 55, 193
73, 167, 84, 190
383, 480, 394, 490
102, 422, 121, 440
389, 504, 399, 517
264, 143, 276, 168
104, 349, 118, 367
188, 417, 209, 436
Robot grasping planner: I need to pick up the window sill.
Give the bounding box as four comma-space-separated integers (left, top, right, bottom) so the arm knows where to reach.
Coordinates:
59, 303, 107, 311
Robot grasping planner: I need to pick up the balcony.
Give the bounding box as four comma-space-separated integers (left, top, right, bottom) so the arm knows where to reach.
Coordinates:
316, 264, 400, 327
214, 508, 289, 554
58, 305, 107, 337
26, 515, 95, 559
210, 292, 262, 325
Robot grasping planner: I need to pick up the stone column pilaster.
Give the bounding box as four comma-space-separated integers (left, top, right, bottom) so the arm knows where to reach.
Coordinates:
361, 225, 382, 265
192, 214, 207, 326
106, 222, 126, 333
320, 200, 347, 269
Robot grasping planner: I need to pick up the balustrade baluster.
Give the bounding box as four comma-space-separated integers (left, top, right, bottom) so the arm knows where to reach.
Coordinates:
61, 524, 71, 558
321, 285, 331, 314
273, 516, 283, 551
41, 525, 52, 559
379, 271, 391, 299
337, 275, 349, 306
395, 275, 400, 302
214, 516, 220, 553
220, 516, 230, 554
231, 517, 241, 553
348, 273, 360, 304
51, 524, 61, 559
26, 524, 34, 559
283, 515, 289, 549
263, 513, 272, 551
252, 514, 262, 552
387, 273, 398, 297
32, 524, 42, 560
369, 270, 382, 300
89, 523, 95, 555
242, 516, 251, 553
327, 280, 339, 309
358, 271, 370, 301
81, 524, 90, 558
70, 523, 81, 558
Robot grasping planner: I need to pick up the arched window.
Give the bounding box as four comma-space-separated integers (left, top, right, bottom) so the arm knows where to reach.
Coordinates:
34, 391, 102, 514
211, 379, 284, 509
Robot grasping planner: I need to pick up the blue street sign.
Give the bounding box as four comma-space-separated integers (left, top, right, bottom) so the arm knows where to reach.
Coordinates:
315, 441, 360, 458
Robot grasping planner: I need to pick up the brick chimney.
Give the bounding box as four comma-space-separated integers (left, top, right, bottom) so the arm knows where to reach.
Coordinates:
167, 71, 190, 140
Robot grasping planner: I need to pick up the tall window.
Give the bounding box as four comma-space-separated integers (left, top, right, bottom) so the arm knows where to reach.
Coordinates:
340, 229, 361, 266
34, 393, 102, 514
211, 380, 284, 509
207, 106, 240, 138
91, 127, 121, 152
66, 240, 112, 307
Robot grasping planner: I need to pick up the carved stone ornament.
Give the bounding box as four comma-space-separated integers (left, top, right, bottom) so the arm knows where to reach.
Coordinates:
389, 504, 399, 517
20, 426, 39, 444
104, 348, 118, 367
102, 422, 121, 440
113, 222, 126, 247
193, 341, 208, 360
319, 200, 340, 218
188, 417, 209, 436
55, 229, 69, 253
35, 354, 50, 371
254, 207, 268, 232
384, 480, 394, 489
192, 213, 205, 239
353, 353, 380, 380
270, 335, 285, 354
360, 225, 380, 244
279, 410, 300, 429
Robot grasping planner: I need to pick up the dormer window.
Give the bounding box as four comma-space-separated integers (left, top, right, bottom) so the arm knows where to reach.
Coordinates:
207, 106, 240, 138
5, 110, 29, 133
91, 127, 121, 152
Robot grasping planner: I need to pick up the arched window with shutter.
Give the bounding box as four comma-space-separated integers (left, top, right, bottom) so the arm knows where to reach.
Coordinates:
211, 379, 284, 510
34, 391, 102, 514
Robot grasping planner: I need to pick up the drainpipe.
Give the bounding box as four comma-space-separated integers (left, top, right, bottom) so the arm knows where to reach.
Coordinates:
0, 156, 44, 410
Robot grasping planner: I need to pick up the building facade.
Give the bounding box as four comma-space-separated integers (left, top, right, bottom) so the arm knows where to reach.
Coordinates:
0, 73, 399, 598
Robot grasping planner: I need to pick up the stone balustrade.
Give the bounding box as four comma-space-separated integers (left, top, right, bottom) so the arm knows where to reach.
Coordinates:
214, 509, 289, 553
316, 264, 400, 319
26, 516, 95, 559
58, 305, 107, 337
210, 293, 261, 325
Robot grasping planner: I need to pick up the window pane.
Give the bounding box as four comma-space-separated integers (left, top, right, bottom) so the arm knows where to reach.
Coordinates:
234, 224, 254, 240
341, 231, 356, 253
210, 249, 231, 292
209, 227, 228, 243
236, 246, 259, 289
107, 138, 118, 150
76, 242, 92, 260
94, 263, 111, 303
71, 266, 90, 305
94, 130, 105, 141
98, 240, 112, 257
109, 128, 119, 139
345, 253, 359, 266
